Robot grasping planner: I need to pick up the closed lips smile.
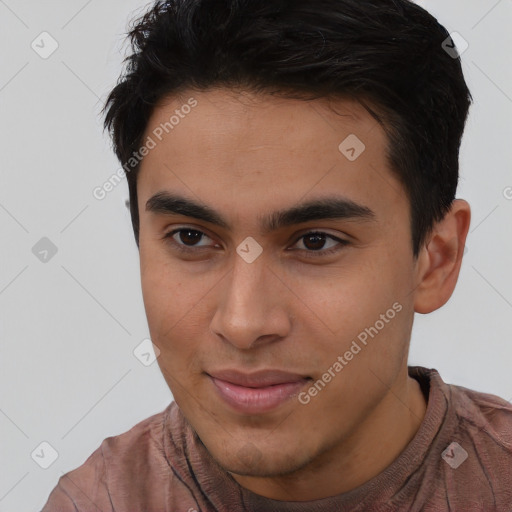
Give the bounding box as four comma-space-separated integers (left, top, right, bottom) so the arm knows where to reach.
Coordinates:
207, 369, 311, 414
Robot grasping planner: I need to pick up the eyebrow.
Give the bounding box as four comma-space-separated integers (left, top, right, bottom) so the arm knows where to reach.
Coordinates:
145, 191, 376, 232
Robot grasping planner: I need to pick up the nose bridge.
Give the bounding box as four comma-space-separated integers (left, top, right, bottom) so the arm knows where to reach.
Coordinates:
210, 252, 290, 349
223, 253, 268, 323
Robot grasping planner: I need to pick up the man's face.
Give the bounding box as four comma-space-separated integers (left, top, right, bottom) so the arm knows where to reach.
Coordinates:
137, 88, 421, 480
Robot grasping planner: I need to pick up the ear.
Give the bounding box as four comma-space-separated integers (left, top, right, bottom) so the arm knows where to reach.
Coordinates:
413, 199, 471, 314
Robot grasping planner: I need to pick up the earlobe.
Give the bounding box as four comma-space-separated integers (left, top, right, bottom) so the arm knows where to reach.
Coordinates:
413, 199, 471, 314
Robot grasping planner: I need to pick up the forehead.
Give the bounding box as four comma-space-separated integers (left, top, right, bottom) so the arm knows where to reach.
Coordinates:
138, 88, 405, 225
145, 88, 382, 153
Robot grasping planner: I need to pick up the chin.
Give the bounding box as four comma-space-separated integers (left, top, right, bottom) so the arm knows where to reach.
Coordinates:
207, 438, 313, 478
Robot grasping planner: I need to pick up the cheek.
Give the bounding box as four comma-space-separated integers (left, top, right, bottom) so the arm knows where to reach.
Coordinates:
140, 245, 191, 346
139, 243, 218, 362
141, 260, 180, 336
294, 256, 411, 369
141, 260, 206, 397
293, 262, 393, 334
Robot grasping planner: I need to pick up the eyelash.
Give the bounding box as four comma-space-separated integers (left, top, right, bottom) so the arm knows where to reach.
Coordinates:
163, 228, 349, 258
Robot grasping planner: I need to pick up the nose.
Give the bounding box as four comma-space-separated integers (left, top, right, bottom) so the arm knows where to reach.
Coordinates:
209, 253, 292, 350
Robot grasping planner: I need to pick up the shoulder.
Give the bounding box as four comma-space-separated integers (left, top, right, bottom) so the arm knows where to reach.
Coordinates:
100, 403, 170, 472
412, 366, 512, 453
404, 367, 512, 509
438, 375, 512, 506
41, 404, 175, 511
449, 379, 512, 450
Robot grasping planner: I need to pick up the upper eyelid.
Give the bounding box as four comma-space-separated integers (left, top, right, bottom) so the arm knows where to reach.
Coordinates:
165, 226, 216, 243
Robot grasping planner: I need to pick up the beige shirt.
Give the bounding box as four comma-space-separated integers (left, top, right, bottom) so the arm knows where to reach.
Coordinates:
41, 366, 512, 511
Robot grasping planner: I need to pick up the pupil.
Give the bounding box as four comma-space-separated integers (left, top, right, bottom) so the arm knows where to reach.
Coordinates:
305, 233, 326, 250
180, 230, 202, 246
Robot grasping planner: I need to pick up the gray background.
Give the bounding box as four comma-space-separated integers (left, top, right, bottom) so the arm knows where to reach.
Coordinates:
0, 1, 511, 510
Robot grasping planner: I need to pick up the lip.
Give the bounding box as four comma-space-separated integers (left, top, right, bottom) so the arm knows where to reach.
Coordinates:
207, 369, 311, 414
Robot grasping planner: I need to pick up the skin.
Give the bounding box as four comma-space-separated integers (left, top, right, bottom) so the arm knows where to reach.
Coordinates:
136, 87, 471, 501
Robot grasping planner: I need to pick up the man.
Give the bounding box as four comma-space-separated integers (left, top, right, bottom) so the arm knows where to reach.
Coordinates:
42, 0, 512, 510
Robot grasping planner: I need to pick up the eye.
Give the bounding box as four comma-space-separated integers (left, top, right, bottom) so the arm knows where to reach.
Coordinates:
163, 227, 349, 258
289, 231, 349, 257
164, 227, 218, 253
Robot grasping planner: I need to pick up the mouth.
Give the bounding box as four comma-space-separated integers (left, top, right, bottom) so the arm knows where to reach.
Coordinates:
206, 369, 312, 414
